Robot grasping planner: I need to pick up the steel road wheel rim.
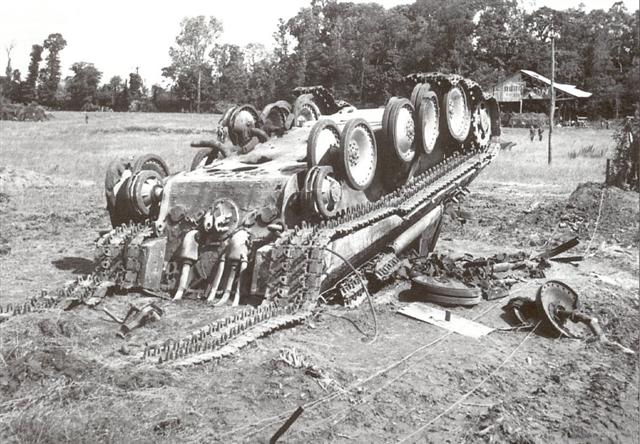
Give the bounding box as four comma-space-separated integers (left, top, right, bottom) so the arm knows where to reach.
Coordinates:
421, 97, 439, 154
314, 126, 340, 165
347, 124, 376, 188
394, 104, 416, 162
446, 86, 470, 141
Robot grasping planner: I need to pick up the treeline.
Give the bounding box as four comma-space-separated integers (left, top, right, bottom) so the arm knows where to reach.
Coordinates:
1, 47, 154, 112
159, 0, 638, 118
1, 0, 638, 118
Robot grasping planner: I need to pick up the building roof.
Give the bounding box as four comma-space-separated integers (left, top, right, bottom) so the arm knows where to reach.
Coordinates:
520, 69, 592, 98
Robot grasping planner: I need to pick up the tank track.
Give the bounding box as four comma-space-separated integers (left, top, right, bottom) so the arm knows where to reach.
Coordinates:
0, 221, 150, 319
152, 146, 498, 367
2, 146, 498, 367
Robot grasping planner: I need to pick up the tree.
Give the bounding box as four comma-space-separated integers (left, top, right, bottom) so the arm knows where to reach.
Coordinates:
128, 70, 144, 100
4, 42, 15, 78
22, 44, 43, 104
96, 75, 122, 109
213, 44, 250, 103
64, 62, 102, 110
109, 76, 122, 107
163, 16, 223, 112
39, 33, 67, 107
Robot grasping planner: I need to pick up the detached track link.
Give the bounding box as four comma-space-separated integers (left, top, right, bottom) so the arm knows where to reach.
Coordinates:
0, 221, 149, 320
142, 302, 304, 365
165, 310, 311, 367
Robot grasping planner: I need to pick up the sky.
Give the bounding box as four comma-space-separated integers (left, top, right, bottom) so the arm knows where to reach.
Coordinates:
0, 0, 636, 88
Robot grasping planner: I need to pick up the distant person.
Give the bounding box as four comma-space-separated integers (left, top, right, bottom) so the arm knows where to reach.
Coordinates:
529, 126, 535, 142
538, 126, 544, 141
85, 112, 89, 124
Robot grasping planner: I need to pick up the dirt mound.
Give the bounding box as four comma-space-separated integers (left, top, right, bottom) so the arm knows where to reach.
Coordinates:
493, 182, 639, 249
0, 167, 94, 194
547, 182, 638, 247
0, 167, 55, 193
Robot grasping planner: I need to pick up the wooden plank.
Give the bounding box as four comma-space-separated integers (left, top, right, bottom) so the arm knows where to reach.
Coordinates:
398, 303, 494, 339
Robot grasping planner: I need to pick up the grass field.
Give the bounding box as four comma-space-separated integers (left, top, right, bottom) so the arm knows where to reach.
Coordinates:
479, 127, 614, 192
0, 112, 221, 185
0, 111, 616, 192
0, 112, 636, 444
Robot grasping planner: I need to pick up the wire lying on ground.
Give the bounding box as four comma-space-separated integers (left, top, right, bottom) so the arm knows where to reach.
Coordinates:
396, 321, 541, 444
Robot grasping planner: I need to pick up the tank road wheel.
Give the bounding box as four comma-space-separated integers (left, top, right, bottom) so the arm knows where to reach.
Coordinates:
471, 99, 492, 148
228, 104, 261, 147
381, 96, 400, 141
190, 149, 216, 171
340, 118, 377, 191
411, 83, 431, 113
133, 153, 170, 177
417, 91, 440, 155
444, 84, 471, 144
386, 98, 417, 164
307, 119, 341, 167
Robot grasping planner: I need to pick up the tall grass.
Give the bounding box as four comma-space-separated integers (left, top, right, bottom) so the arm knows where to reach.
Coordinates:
0, 113, 616, 195
479, 127, 615, 193
0, 111, 220, 182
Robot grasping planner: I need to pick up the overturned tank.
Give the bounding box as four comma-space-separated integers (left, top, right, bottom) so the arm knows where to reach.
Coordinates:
100, 73, 500, 310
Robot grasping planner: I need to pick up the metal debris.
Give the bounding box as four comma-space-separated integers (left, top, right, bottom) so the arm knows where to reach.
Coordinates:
504, 280, 635, 354
103, 302, 163, 338
408, 251, 549, 302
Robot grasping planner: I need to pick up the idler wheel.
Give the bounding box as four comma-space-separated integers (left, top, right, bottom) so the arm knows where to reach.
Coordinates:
219, 105, 237, 127
261, 102, 290, 135
312, 166, 342, 219
340, 118, 377, 191
128, 169, 164, 218
303, 166, 342, 219
190, 149, 216, 171
417, 91, 440, 155
385, 98, 417, 164
228, 104, 261, 146
471, 99, 491, 148
293, 94, 321, 125
133, 153, 170, 177
307, 119, 341, 167
444, 84, 471, 143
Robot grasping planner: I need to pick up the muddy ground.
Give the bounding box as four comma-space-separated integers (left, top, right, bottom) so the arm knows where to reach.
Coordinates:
0, 126, 638, 443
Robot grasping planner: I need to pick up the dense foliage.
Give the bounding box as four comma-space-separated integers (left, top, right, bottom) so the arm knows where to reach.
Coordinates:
1, 0, 637, 116
610, 110, 639, 190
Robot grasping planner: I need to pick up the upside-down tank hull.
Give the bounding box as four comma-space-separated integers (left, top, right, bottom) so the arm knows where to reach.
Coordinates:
98, 72, 501, 312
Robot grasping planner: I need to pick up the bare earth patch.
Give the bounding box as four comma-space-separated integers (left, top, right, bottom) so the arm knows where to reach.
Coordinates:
0, 117, 637, 443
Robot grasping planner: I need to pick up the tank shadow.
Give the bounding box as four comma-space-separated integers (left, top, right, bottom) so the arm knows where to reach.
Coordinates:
52, 257, 94, 274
